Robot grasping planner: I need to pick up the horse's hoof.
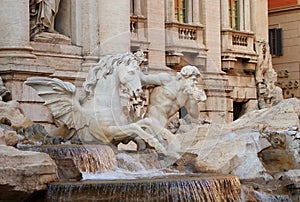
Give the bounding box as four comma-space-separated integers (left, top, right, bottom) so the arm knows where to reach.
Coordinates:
134, 137, 147, 151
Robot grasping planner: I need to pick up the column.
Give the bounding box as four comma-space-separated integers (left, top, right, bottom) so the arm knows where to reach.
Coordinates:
134, 0, 143, 16
81, 0, 100, 66
221, 0, 230, 29
166, 0, 175, 22
98, 0, 130, 56
0, 0, 35, 58
244, 0, 251, 31
192, 0, 200, 24
70, 0, 82, 46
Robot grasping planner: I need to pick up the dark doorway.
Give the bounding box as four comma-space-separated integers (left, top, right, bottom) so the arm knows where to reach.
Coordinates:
233, 102, 245, 120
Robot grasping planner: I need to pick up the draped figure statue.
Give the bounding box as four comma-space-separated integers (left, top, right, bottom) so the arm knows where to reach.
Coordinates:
29, 0, 61, 40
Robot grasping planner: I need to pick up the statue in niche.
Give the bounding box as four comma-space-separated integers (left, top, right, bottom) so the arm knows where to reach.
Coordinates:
255, 40, 283, 109
29, 0, 70, 44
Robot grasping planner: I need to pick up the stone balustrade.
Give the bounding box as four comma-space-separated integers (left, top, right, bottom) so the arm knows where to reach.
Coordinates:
222, 29, 254, 53
221, 29, 257, 72
232, 34, 248, 47
130, 17, 138, 33
130, 16, 148, 48
165, 22, 206, 68
178, 27, 197, 40
165, 22, 204, 50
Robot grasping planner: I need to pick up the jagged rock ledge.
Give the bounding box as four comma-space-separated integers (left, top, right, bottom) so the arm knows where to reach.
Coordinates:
0, 146, 57, 201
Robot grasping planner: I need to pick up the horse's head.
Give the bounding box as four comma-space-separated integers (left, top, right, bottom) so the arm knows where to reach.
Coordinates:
117, 54, 143, 99
83, 53, 143, 99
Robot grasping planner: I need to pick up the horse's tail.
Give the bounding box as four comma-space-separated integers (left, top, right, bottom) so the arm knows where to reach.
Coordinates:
25, 77, 77, 129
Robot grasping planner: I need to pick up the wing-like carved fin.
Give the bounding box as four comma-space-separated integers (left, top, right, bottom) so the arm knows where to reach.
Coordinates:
25, 77, 77, 129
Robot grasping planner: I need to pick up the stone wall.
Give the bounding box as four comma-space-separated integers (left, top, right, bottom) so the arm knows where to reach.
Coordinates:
269, 6, 300, 99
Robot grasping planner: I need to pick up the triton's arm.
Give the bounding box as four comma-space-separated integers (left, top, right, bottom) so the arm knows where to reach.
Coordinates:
140, 73, 172, 86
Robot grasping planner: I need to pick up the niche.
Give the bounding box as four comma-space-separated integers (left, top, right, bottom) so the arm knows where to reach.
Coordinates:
233, 101, 246, 120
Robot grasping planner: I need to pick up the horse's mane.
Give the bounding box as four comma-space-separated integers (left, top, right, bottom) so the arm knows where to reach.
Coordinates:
83, 53, 135, 95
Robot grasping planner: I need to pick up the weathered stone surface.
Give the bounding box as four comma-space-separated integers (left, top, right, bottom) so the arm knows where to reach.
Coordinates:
230, 98, 300, 131
0, 128, 5, 145
189, 98, 300, 180
0, 145, 57, 200
0, 127, 19, 147
275, 169, 300, 188
55, 158, 82, 181
4, 130, 19, 146
0, 100, 33, 128
192, 130, 273, 180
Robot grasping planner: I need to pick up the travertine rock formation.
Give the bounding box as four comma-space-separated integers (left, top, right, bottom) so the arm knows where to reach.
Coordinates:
0, 100, 33, 129
0, 145, 57, 201
189, 98, 300, 180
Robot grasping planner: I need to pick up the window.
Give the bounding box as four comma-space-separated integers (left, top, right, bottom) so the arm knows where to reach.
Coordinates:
269, 28, 283, 56
175, 0, 187, 23
229, 0, 239, 30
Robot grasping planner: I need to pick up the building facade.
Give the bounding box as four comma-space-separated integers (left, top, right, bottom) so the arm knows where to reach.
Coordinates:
268, 0, 300, 99
0, 0, 272, 129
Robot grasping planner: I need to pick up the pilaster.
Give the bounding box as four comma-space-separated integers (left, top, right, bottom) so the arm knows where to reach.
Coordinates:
0, 0, 35, 58
244, 0, 251, 31
98, 0, 131, 56
187, 1, 193, 23
147, 0, 167, 71
221, 0, 230, 29
134, 0, 143, 16
239, 0, 245, 30
166, 0, 175, 22
192, 0, 200, 24
204, 0, 221, 72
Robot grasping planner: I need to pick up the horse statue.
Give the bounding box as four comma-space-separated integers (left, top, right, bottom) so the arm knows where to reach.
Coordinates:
25, 52, 166, 153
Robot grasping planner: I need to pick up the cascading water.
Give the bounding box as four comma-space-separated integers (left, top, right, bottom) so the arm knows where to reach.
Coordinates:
21, 145, 242, 201
46, 175, 241, 202
20, 144, 116, 173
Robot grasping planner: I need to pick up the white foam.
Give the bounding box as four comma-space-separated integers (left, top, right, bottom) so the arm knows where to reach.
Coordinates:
81, 169, 181, 180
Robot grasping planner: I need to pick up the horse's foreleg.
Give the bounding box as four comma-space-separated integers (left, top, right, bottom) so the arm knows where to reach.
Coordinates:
135, 118, 181, 157
107, 123, 167, 154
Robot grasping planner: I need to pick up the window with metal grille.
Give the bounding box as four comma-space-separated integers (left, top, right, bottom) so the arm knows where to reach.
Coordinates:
175, 0, 188, 23
269, 28, 283, 56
